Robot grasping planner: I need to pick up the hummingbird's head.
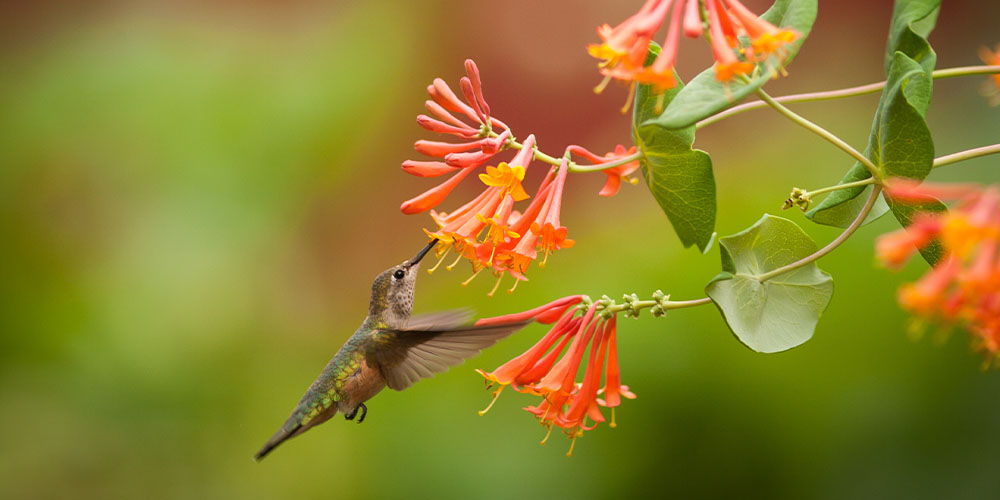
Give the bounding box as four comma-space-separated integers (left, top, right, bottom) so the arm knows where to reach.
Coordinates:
368, 240, 437, 327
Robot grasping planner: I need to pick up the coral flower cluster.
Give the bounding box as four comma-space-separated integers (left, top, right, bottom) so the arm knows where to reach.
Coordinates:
877, 179, 1000, 362
588, 0, 799, 92
421, 145, 575, 295
399, 60, 600, 295
475, 296, 637, 455
399, 59, 511, 215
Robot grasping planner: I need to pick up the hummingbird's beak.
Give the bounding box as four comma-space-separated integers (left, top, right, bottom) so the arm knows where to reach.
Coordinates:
408, 239, 438, 267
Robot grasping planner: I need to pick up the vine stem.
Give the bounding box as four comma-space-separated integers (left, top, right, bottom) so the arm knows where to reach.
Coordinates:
501, 135, 643, 173
933, 143, 1000, 169
758, 185, 882, 282
697, 65, 1000, 128
803, 177, 876, 198
567, 152, 643, 172
592, 295, 713, 315
754, 88, 880, 178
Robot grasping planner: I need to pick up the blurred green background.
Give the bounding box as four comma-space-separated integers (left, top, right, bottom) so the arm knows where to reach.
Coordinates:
2, 1, 999, 498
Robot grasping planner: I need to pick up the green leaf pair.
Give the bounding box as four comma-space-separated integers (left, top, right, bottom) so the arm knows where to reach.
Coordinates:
807, 0, 943, 266
706, 215, 833, 353
707, 0, 943, 353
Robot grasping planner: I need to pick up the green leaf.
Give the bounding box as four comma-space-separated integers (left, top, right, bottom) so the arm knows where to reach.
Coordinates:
632, 50, 716, 251
705, 215, 833, 353
805, 175, 889, 227
647, 0, 817, 129
806, 0, 939, 227
886, 195, 947, 265
806, 53, 934, 227
885, 0, 940, 75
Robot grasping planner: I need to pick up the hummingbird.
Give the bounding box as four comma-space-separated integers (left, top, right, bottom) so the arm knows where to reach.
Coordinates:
254, 240, 528, 460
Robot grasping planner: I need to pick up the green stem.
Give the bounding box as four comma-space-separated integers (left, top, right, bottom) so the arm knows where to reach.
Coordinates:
505, 139, 564, 167
804, 177, 876, 198
755, 88, 880, 178
757, 185, 882, 282
567, 152, 643, 173
662, 297, 714, 310
932, 143, 1000, 169
697, 65, 1000, 129
501, 136, 643, 173
598, 296, 712, 315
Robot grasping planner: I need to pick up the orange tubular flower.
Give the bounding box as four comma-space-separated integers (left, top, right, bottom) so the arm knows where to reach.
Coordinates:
422, 134, 569, 295
979, 44, 1000, 106
530, 160, 575, 267
400, 60, 510, 214
879, 179, 1000, 362
476, 300, 636, 455
588, 0, 799, 94
567, 144, 641, 197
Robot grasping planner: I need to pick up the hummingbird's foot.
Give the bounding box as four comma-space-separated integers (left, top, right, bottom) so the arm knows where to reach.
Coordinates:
343, 403, 368, 424
356, 403, 367, 424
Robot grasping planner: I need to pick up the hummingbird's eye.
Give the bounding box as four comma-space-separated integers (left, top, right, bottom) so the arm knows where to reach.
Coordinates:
393, 269, 405, 280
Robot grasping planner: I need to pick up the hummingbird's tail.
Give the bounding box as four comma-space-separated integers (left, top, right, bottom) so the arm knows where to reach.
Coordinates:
254, 420, 303, 461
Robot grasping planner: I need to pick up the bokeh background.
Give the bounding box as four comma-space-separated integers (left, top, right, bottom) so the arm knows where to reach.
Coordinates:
2, 1, 999, 498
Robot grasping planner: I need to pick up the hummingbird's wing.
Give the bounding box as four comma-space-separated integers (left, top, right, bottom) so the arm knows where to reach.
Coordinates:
403, 309, 475, 330
367, 315, 530, 391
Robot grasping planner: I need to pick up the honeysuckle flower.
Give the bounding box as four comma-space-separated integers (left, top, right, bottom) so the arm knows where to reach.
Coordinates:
400, 167, 477, 215
476, 300, 636, 455
421, 135, 575, 295
979, 44, 1000, 106
530, 161, 575, 267
479, 163, 530, 201
588, 0, 799, 97
401, 59, 511, 213
504, 160, 573, 280
568, 144, 641, 197
879, 179, 1000, 362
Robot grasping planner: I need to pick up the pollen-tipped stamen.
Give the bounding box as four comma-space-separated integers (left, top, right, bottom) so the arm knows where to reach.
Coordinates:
594, 74, 614, 95
478, 386, 505, 416
427, 247, 451, 274
487, 274, 504, 298
566, 430, 580, 457
654, 92, 667, 114
610, 407, 617, 428
445, 251, 465, 271
461, 268, 483, 287
620, 81, 638, 114
507, 278, 521, 295
540, 425, 554, 446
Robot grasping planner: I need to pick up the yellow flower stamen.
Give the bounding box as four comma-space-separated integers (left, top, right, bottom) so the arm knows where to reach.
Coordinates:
566, 429, 580, 457
593, 74, 613, 94
445, 251, 464, 271
477, 385, 505, 416
487, 274, 504, 297
610, 407, 617, 428
540, 425, 554, 446
654, 92, 666, 114
620, 80, 637, 114
507, 278, 521, 295
427, 247, 450, 274
461, 268, 483, 287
